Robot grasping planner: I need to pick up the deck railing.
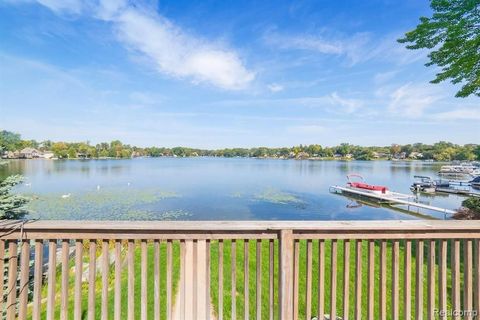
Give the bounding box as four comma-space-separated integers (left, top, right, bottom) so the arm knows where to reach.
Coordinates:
1, 220, 480, 320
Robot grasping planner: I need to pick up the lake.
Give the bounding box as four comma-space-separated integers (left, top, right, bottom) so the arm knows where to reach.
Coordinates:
0, 158, 472, 221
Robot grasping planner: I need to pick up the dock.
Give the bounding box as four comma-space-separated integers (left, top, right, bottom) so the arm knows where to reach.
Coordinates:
330, 185, 456, 215
435, 187, 480, 197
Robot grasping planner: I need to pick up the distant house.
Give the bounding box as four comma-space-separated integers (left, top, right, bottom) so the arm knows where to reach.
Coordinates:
41, 151, 55, 159
409, 152, 423, 159
19, 148, 40, 159
372, 152, 389, 159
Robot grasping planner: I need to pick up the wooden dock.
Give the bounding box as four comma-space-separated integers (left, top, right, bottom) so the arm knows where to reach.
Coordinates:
330, 185, 456, 215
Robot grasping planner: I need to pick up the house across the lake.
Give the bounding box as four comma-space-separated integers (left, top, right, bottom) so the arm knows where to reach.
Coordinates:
19, 147, 40, 159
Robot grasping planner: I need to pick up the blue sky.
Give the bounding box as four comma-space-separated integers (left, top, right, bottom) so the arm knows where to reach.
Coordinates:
0, 0, 478, 148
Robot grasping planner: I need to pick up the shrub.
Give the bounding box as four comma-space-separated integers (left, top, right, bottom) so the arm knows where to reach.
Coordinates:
0, 175, 29, 219
453, 197, 480, 220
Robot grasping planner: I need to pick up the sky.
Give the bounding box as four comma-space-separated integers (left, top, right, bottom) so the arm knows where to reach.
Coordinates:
0, 0, 478, 148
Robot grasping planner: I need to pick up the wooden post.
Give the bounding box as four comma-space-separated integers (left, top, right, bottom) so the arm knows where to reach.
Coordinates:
279, 229, 294, 320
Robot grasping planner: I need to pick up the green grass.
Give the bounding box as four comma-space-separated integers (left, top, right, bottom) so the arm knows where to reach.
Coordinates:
29, 239, 469, 320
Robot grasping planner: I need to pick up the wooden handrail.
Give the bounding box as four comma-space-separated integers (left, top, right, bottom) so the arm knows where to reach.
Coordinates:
0, 220, 479, 320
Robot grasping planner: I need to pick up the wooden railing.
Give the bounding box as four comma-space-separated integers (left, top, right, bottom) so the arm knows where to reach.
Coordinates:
1, 220, 480, 320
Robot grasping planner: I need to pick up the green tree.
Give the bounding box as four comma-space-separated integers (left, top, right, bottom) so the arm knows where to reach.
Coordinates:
0, 175, 29, 219
52, 142, 68, 158
0, 130, 22, 152
398, 0, 480, 97
67, 147, 77, 159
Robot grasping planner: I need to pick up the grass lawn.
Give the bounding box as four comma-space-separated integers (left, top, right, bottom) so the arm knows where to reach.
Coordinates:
29, 239, 466, 319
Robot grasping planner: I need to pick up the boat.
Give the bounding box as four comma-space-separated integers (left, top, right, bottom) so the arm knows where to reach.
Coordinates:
346, 174, 389, 194
470, 176, 480, 189
438, 164, 477, 176
410, 175, 450, 193
410, 176, 436, 193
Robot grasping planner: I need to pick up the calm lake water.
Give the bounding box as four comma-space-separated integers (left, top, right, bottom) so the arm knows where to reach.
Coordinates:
0, 158, 473, 221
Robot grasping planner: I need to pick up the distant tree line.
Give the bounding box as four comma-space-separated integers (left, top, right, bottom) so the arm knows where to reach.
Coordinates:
1, 130, 479, 161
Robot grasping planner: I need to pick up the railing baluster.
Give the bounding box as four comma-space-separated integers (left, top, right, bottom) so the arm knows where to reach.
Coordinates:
179, 240, 186, 320
380, 240, 387, 320
46, 240, 56, 320
475, 239, 480, 320
305, 239, 312, 320
218, 240, 224, 320
88, 240, 97, 320
464, 240, 473, 320
269, 239, 274, 320
154, 240, 160, 320
114, 240, 121, 320
416, 240, 424, 320
0, 240, 4, 317
367, 240, 375, 320
354, 239, 362, 320
452, 240, 460, 320
101, 240, 109, 320
6, 241, 17, 320
206, 239, 211, 320
438, 240, 447, 320
6, 241, 18, 320
167, 240, 173, 320
141, 240, 147, 320
330, 239, 338, 320
193, 240, 197, 319
256, 239, 262, 320
183, 240, 193, 320
392, 240, 400, 320
60, 240, 70, 320
427, 240, 435, 320
33, 240, 43, 320
244, 239, 249, 320
404, 240, 412, 320
318, 240, 325, 320
128, 240, 135, 320
74, 240, 83, 320
293, 239, 299, 320
18, 240, 29, 320
231, 239, 237, 320
343, 239, 350, 320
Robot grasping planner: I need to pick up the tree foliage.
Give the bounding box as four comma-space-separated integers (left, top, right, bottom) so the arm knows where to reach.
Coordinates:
1, 129, 479, 161
398, 0, 480, 97
0, 175, 29, 219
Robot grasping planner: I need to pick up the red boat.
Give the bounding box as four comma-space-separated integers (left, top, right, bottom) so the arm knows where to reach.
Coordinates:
346, 174, 389, 194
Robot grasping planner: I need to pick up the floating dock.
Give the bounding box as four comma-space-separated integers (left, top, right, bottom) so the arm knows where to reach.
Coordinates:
330, 185, 456, 215
435, 187, 480, 197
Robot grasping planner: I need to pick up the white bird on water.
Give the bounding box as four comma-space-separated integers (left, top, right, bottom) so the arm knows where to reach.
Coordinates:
25, 183, 31, 187
127, 182, 131, 186
61, 193, 71, 199
97, 185, 101, 191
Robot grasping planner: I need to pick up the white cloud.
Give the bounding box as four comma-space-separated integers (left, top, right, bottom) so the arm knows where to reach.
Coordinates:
387, 83, 441, 118
267, 83, 284, 92
373, 70, 399, 85
327, 92, 363, 113
3, 0, 84, 14
265, 32, 343, 54
35, 0, 83, 14
432, 109, 480, 121
264, 30, 425, 66
30, 0, 254, 90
